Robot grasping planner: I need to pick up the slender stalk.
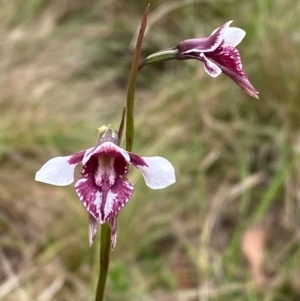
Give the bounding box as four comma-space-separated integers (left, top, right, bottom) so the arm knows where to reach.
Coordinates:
95, 223, 111, 301
126, 5, 149, 152
138, 48, 178, 71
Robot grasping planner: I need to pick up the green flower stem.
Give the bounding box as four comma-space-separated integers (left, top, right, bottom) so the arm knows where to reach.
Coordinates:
95, 223, 111, 301
126, 5, 149, 152
118, 107, 126, 145
139, 48, 178, 70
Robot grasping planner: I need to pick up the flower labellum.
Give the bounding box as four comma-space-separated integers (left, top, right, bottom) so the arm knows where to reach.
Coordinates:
35, 125, 176, 249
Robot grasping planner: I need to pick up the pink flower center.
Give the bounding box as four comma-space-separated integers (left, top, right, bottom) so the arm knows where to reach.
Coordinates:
94, 155, 116, 187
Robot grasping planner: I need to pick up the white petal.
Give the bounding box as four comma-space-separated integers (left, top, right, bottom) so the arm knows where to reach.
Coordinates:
200, 53, 222, 78
224, 27, 246, 46
35, 156, 78, 186
82, 142, 130, 165
134, 156, 176, 190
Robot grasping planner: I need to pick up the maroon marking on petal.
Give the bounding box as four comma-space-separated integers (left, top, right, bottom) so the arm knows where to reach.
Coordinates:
75, 175, 102, 221
177, 37, 215, 55
91, 143, 126, 159
207, 43, 243, 73
82, 151, 128, 178
207, 44, 259, 98
177, 22, 228, 57
99, 173, 111, 221
75, 173, 133, 224
105, 176, 134, 221
220, 65, 259, 99
128, 152, 148, 167
68, 150, 86, 165
114, 156, 129, 176
82, 156, 98, 176
83, 143, 129, 176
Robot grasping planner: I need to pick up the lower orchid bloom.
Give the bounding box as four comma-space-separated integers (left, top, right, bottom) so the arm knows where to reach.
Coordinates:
35, 125, 176, 249
143, 20, 259, 99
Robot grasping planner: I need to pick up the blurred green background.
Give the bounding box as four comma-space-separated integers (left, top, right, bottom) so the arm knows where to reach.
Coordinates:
1, 0, 300, 300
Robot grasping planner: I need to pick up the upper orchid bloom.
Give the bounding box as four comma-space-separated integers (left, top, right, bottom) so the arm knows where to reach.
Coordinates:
176, 21, 259, 99
143, 21, 259, 99
35, 125, 176, 249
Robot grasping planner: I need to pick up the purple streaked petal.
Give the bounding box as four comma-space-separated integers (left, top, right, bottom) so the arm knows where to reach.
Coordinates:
130, 155, 176, 189
114, 156, 129, 176
75, 176, 116, 223
88, 214, 98, 247
200, 53, 222, 78
108, 176, 134, 219
75, 176, 101, 220
81, 155, 98, 176
35, 154, 83, 186
223, 27, 246, 47
210, 44, 242, 75
209, 45, 259, 98
75, 175, 133, 223
177, 20, 232, 55
128, 152, 148, 167
218, 64, 259, 99
82, 142, 130, 165
68, 149, 89, 164
83, 150, 128, 178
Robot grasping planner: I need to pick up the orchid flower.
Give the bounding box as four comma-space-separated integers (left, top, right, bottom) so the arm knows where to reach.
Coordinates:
143, 21, 259, 99
35, 125, 176, 249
